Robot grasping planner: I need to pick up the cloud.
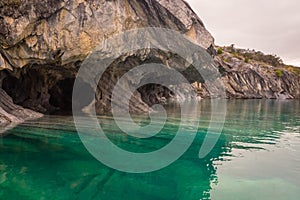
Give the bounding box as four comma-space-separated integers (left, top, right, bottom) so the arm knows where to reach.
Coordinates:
185, 0, 300, 66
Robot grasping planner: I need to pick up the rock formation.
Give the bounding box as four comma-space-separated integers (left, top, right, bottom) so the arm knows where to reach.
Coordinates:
0, 88, 42, 127
0, 0, 214, 116
0, 0, 213, 70
216, 47, 300, 99
0, 0, 299, 125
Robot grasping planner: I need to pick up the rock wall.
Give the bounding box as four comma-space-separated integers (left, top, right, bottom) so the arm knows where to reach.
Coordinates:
0, 0, 299, 124
0, 88, 42, 128
0, 0, 213, 70
0, 0, 214, 116
215, 51, 300, 99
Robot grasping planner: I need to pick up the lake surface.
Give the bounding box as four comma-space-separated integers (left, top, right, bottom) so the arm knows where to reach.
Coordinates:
0, 100, 300, 200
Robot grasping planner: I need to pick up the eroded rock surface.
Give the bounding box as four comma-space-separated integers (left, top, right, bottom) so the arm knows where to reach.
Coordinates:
0, 88, 42, 128
0, 0, 213, 70
215, 48, 300, 99
0, 0, 214, 116
0, 0, 299, 122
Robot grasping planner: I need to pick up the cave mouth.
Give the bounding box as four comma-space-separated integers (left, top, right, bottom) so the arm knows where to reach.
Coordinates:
1, 66, 94, 115
0, 65, 180, 115
1, 70, 196, 115
0, 49, 204, 115
137, 84, 175, 107
1, 72, 177, 115
48, 78, 75, 113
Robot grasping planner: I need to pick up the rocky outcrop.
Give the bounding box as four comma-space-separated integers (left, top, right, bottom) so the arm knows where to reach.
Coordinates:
0, 0, 299, 122
215, 49, 300, 99
0, 88, 42, 128
0, 0, 213, 70
0, 0, 214, 115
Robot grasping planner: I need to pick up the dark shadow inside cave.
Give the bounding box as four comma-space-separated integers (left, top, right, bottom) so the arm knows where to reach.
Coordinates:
0, 49, 206, 115
2, 75, 18, 100
1, 66, 94, 114
49, 78, 75, 112
137, 84, 175, 106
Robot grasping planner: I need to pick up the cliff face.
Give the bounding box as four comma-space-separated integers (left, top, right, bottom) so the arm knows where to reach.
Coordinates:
0, 0, 299, 125
0, 88, 42, 128
215, 48, 300, 99
0, 0, 215, 122
0, 0, 213, 70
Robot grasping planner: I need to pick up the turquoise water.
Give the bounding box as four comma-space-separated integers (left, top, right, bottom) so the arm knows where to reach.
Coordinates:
0, 100, 300, 200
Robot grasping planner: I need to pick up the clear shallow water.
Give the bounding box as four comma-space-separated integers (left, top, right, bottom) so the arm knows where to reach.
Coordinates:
0, 100, 299, 200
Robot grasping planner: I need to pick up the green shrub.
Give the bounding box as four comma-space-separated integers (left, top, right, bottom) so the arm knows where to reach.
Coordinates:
217, 48, 223, 55
245, 57, 249, 63
224, 57, 231, 63
275, 69, 283, 77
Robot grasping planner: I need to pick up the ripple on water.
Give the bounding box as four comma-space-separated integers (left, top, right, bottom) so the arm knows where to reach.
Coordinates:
0, 100, 300, 199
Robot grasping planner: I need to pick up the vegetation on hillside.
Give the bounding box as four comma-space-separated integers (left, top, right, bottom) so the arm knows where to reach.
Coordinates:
217, 44, 300, 77
224, 45, 283, 67
275, 69, 283, 77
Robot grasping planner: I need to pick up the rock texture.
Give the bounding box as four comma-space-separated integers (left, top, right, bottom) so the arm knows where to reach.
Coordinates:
0, 0, 214, 116
0, 0, 213, 70
0, 0, 299, 122
216, 48, 300, 99
0, 88, 42, 128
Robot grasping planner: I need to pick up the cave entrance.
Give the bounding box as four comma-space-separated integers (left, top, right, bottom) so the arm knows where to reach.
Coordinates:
49, 78, 95, 114
49, 78, 75, 113
137, 84, 175, 106
1, 66, 94, 114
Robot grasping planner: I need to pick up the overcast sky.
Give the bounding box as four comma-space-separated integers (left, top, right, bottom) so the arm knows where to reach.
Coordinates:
186, 0, 300, 66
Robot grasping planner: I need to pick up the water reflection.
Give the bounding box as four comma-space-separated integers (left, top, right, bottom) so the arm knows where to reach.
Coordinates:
0, 100, 299, 199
